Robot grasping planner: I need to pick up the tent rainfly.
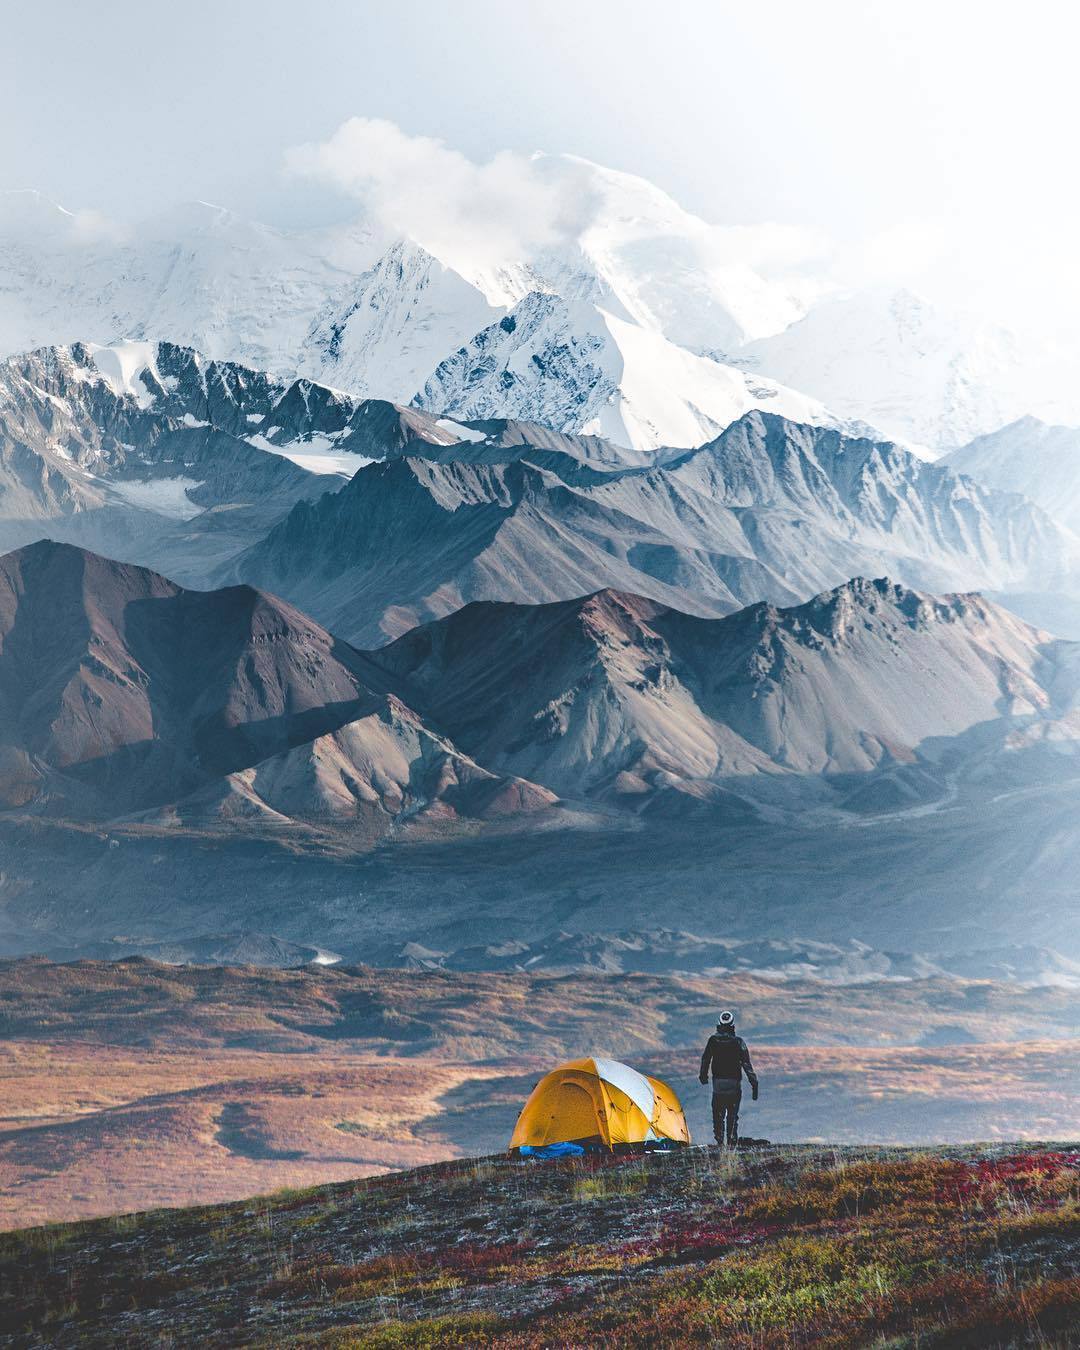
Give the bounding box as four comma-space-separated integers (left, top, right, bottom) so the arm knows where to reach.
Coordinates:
509, 1056, 690, 1150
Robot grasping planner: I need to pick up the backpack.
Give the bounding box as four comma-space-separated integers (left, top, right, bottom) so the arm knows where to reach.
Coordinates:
708, 1034, 744, 1079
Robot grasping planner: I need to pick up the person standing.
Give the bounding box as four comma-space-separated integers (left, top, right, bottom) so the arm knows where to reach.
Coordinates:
699, 1010, 759, 1146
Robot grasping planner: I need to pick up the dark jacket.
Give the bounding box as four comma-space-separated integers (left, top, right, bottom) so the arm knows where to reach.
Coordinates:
699, 1029, 758, 1094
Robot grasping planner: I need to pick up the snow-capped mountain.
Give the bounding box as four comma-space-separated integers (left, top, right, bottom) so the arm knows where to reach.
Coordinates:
945, 417, 1080, 533
0, 338, 498, 572
1, 171, 821, 454
739, 288, 1080, 454
12, 160, 1074, 457
533, 154, 806, 354
413, 289, 840, 451
0, 340, 325, 569
0, 190, 381, 368
302, 238, 504, 402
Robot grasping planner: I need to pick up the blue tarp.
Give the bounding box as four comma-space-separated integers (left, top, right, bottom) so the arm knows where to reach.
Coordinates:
517, 1142, 586, 1158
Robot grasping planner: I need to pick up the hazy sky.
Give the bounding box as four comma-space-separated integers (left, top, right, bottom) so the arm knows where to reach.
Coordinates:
2, 0, 1077, 334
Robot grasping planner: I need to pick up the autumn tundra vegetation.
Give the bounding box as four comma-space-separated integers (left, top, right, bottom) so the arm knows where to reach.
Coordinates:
0, 1142, 1077, 1346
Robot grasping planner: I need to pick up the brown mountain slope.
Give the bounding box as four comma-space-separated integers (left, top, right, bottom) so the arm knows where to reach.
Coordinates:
0, 541, 552, 823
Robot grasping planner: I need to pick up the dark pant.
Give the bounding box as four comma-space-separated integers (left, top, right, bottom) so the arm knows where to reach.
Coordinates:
711, 1086, 741, 1145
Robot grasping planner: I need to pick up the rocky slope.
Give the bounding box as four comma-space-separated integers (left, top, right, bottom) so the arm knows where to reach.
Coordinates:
9, 540, 1068, 826
7, 340, 1080, 648
0, 540, 551, 823
0, 339, 509, 582
0, 341, 327, 574
369, 578, 1065, 810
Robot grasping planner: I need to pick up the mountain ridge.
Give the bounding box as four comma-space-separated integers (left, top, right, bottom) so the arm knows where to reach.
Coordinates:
228, 409, 1080, 647
4, 540, 1075, 828
367, 575, 1061, 810
0, 539, 554, 824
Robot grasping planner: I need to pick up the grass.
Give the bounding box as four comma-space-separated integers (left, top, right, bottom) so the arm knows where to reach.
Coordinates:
571, 1162, 648, 1201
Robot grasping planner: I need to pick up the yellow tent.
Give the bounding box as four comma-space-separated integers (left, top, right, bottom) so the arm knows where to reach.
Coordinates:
509, 1056, 690, 1150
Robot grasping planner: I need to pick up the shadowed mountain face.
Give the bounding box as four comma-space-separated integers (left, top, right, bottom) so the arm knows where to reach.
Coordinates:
0, 541, 554, 822
229, 411, 1080, 647
5, 344, 1080, 645
368, 578, 1070, 809
0, 344, 322, 564
0, 540, 383, 812
3, 542, 1077, 823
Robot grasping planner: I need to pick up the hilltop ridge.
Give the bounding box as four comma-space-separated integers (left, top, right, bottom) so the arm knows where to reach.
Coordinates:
3, 1142, 1077, 1345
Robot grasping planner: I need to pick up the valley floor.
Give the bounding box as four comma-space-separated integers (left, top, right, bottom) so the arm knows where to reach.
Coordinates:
2, 959, 1079, 1231
5, 1041, 1080, 1236
1, 1143, 1078, 1347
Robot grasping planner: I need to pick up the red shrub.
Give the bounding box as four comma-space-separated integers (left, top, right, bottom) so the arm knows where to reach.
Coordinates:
935, 1152, 1078, 1207
619, 1218, 777, 1263
438, 1240, 533, 1276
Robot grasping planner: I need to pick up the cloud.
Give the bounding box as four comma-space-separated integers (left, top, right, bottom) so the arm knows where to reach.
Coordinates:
0, 190, 130, 247
283, 119, 840, 335
842, 217, 948, 290
64, 207, 131, 246
285, 117, 593, 271
710, 222, 830, 273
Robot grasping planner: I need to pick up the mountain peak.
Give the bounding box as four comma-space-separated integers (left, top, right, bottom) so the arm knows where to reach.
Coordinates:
572, 588, 670, 632
0, 537, 178, 588
944, 416, 1080, 536
761, 575, 1012, 645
